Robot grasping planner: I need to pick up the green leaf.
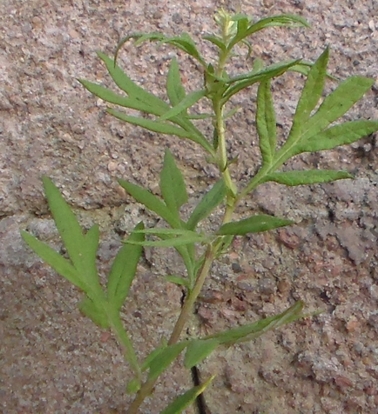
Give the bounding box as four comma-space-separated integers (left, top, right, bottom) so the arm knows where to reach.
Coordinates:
126, 378, 141, 394
186, 179, 226, 230
206, 300, 304, 345
107, 222, 144, 312
217, 214, 293, 236
160, 376, 214, 414
107, 109, 193, 139
228, 14, 310, 49
165, 275, 190, 288
160, 149, 188, 215
264, 170, 353, 186
166, 58, 186, 106
159, 90, 206, 121
223, 59, 301, 103
297, 120, 378, 153
164, 33, 206, 67
41, 177, 86, 273
147, 342, 188, 381
257, 79, 277, 166
289, 48, 329, 142
184, 339, 220, 369
21, 231, 86, 291
118, 179, 180, 228
79, 297, 109, 328
126, 233, 208, 248
78, 79, 154, 114
141, 340, 168, 371
203, 34, 227, 52
97, 51, 169, 116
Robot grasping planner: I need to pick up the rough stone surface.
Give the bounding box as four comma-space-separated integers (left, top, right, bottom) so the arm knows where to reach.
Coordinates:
1, 0, 378, 413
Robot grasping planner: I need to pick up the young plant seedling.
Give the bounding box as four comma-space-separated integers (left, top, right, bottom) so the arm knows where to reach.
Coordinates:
21, 9, 378, 413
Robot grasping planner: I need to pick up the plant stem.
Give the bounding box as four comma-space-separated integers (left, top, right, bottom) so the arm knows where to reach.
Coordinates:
128, 246, 216, 413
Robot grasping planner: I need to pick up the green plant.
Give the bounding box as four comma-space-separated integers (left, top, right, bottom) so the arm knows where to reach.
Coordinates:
21, 9, 378, 413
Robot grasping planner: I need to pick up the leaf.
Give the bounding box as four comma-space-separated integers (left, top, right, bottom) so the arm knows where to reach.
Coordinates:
297, 120, 378, 153
98, 52, 169, 115
160, 149, 188, 215
159, 90, 206, 121
184, 339, 220, 369
186, 179, 226, 230
21, 231, 86, 291
165, 275, 190, 288
264, 170, 353, 186
203, 34, 227, 52
223, 59, 301, 103
257, 79, 277, 166
164, 33, 206, 66
166, 58, 186, 106
289, 48, 329, 142
107, 109, 193, 139
217, 214, 293, 236
141, 340, 168, 371
228, 14, 310, 49
81, 224, 101, 288
206, 301, 304, 345
107, 222, 144, 312
41, 177, 87, 273
147, 342, 188, 381
79, 297, 109, 328
160, 376, 214, 414
118, 179, 180, 228
78, 79, 154, 114
126, 233, 208, 248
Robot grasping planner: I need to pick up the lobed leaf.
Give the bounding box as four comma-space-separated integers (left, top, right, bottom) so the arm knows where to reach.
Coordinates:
21, 231, 86, 291
125, 233, 208, 248
256, 79, 277, 166
79, 297, 109, 329
147, 342, 188, 381
159, 90, 207, 121
160, 376, 214, 414
160, 149, 188, 215
184, 339, 220, 369
107, 222, 144, 312
166, 58, 186, 106
165, 275, 191, 288
228, 14, 310, 50
297, 120, 378, 153
206, 300, 304, 345
289, 48, 329, 141
98, 52, 168, 116
217, 214, 293, 236
186, 179, 226, 230
118, 179, 180, 228
223, 59, 301, 102
264, 170, 353, 186
78, 79, 154, 113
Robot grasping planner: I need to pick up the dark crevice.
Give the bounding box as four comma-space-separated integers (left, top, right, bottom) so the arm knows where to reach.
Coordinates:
191, 365, 211, 414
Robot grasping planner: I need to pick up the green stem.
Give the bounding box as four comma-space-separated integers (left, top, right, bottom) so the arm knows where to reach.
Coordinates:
127, 246, 216, 413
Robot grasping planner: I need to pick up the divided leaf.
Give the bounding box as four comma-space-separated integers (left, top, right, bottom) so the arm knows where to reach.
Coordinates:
166, 58, 186, 106
217, 214, 293, 236
107, 222, 144, 312
186, 179, 226, 230
264, 170, 353, 186
206, 301, 304, 345
161, 376, 214, 414
146, 342, 188, 381
79, 297, 109, 329
184, 339, 220, 369
257, 79, 277, 166
160, 149, 188, 215
118, 178, 180, 228
21, 231, 86, 291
